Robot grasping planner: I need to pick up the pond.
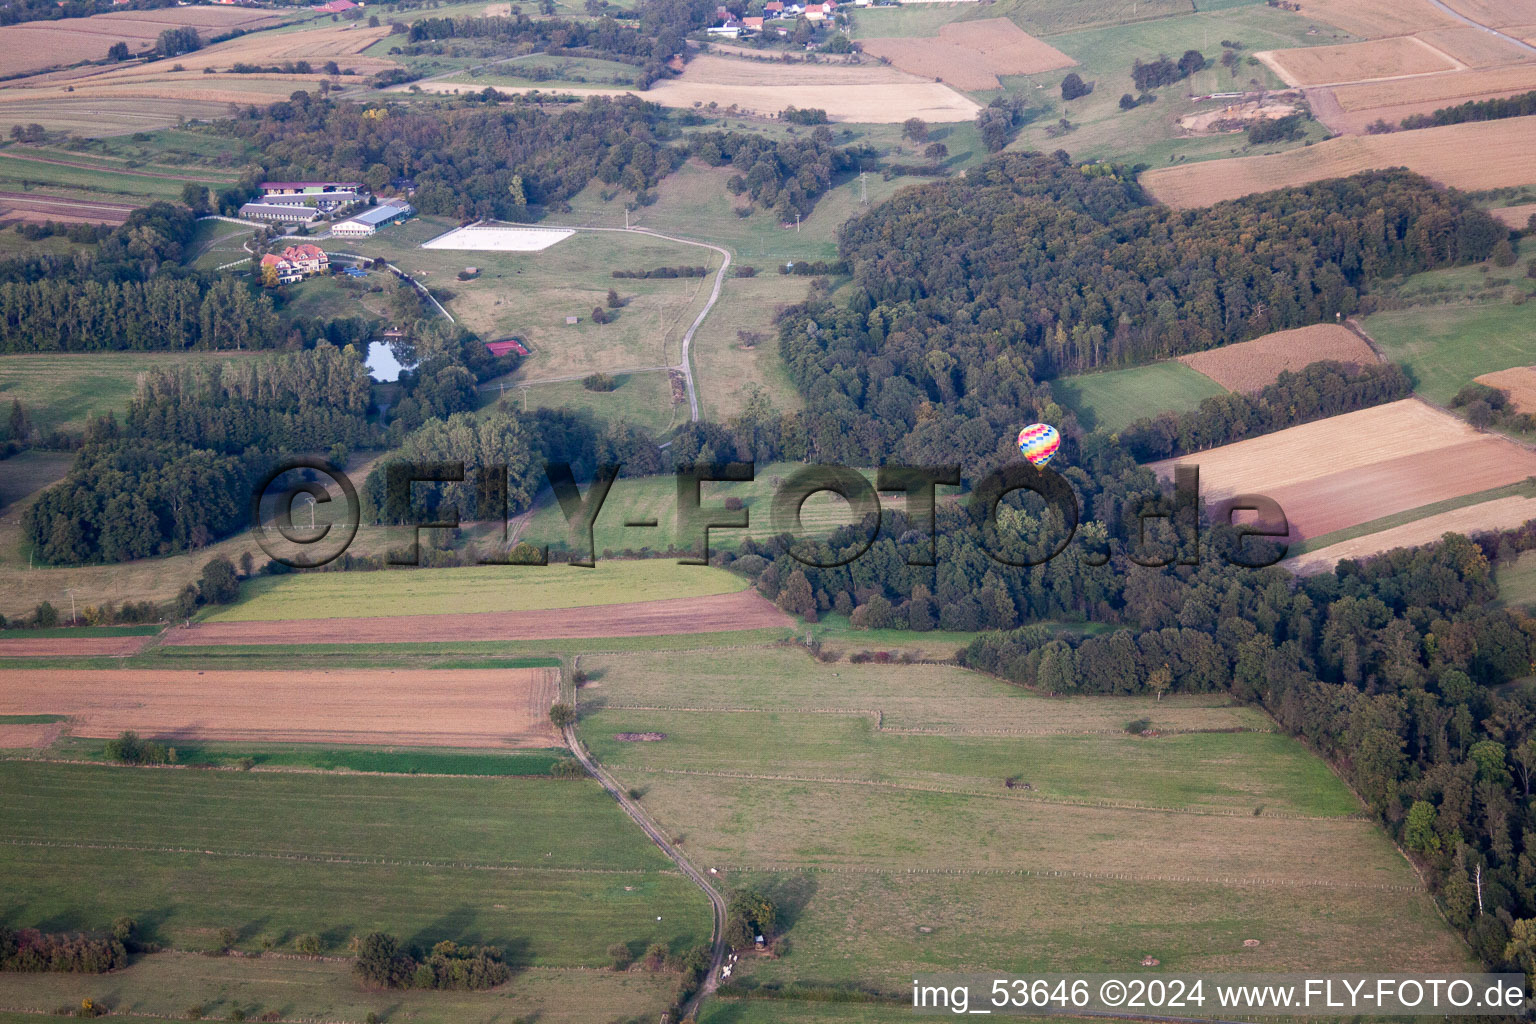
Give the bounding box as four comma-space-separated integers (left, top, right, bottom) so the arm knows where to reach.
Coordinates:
365, 341, 415, 383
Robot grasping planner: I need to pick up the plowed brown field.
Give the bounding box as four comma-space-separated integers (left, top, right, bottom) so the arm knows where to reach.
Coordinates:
860, 19, 1075, 91
1150, 399, 1536, 543
0, 634, 153, 657
1289, 495, 1536, 572
1178, 324, 1377, 392
0, 668, 561, 748
1141, 117, 1536, 207
166, 590, 791, 647
1490, 204, 1536, 230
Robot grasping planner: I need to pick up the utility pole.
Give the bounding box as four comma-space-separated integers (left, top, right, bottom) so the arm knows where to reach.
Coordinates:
795, 211, 801, 232
859, 171, 867, 204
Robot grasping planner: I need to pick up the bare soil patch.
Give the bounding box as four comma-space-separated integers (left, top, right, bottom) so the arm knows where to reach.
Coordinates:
0, 723, 64, 749
0, 191, 134, 226
1476, 366, 1536, 412
1290, 495, 1536, 572
0, 667, 562, 748
1260, 37, 1459, 88
1141, 117, 1536, 207
1178, 325, 1378, 392
860, 19, 1075, 92
0, 634, 153, 657
1151, 399, 1536, 543
168, 590, 791, 646
1178, 97, 1300, 135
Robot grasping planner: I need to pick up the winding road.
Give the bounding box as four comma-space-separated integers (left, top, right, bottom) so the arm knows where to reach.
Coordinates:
560, 714, 729, 1018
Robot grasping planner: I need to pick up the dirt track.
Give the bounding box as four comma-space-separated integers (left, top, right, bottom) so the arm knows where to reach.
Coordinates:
0, 667, 561, 748
0, 634, 153, 657
167, 590, 792, 647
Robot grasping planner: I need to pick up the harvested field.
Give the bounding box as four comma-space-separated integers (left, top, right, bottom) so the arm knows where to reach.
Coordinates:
1318, 65, 1536, 134
0, 634, 153, 657
1476, 366, 1536, 412
0, 97, 237, 137
1439, 0, 1536, 29
0, 191, 133, 226
859, 18, 1075, 92
1417, 27, 1536, 67
1491, 203, 1536, 230
1150, 399, 1536, 543
1331, 65, 1536, 112
1178, 325, 1378, 392
1289, 495, 1536, 572
1140, 116, 1536, 207
0, 7, 284, 78
0, 667, 562, 748
171, 590, 791, 646
1288, 0, 1460, 39
1260, 37, 1459, 88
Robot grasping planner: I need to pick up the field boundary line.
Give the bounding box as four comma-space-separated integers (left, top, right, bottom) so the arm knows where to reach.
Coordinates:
617, 766, 1363, 820
713, 864, 1425, 893
0, 837, 677, 876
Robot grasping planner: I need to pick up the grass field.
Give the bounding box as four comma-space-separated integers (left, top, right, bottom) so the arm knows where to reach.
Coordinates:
0, 351, 263, 436
0, 150, 237, 204
691, 272, 809, 421
1497, 549, 1536, 609
40, 735, 569, 775
0, 450, 71, 512
0, 760, 709, 963
848, 0, 1195, 39
328, 216, 721, 381
516, 462, 891, 556
184, 217, 256, 271
1363, 299, 1536, 405
483, 367, 682, 435
0, 957, 680, 1024
573, 648, 1469, 991
203, 560, 749, 622
1050, 360, 1227, 433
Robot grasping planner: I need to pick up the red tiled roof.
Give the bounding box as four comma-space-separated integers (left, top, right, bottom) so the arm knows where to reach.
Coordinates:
486, 339, 529, 357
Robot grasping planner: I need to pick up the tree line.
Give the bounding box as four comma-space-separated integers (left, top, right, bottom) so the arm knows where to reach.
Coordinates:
1117, 360, 1412, 461
1399, 89, 1536, 131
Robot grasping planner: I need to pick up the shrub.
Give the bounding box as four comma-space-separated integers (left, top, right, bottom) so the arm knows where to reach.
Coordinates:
294, 934, 321, 955
549, 702, 577, 728
582, 372, 618, 392
608, 942, 632, 970
1060, 72, 1092, 100
1125, 718, 1152, 735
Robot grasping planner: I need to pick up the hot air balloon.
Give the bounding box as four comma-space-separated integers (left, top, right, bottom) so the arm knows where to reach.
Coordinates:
1017, 423, 1060, 469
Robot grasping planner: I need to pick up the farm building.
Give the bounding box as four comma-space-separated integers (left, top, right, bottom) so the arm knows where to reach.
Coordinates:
330, 200, 412, 238
239, 202, 318, 224
261, 181, 363, 197
485, 338, 529, 357
262, 191, 362, 213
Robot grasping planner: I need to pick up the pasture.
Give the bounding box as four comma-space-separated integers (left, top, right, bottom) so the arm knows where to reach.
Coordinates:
0, 761, 709, 965
0, 351, 261, 435
489, 368, 682, 435
1050, 360, 1226, 433
1140, 116, 1536, 207
572, 648, 1470, 991
0, 957, 680, 1024
1150, 399, 1536, 543
0, 150, 237, 205
1177, 324, 1378, 393
690, 271, 809, 421
205, 560, 749, 622
847, 0, 1195, 40
515, 462, 895, 556
328, 217, 723, 382
1497, 549, 1536, 609
1365, 300, 1536, 405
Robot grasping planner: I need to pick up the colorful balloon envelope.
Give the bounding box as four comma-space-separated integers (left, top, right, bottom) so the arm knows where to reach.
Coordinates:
1017, 423, 1060, 468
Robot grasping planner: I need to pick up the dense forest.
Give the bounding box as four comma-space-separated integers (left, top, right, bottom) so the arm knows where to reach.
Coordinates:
767, 154, 1499, 468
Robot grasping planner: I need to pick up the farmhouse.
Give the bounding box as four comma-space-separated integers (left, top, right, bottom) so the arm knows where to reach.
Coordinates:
259, 244, 329, 284
259, 253, 302, 285
330, 200, 412, 238
239, 201, 318, 224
